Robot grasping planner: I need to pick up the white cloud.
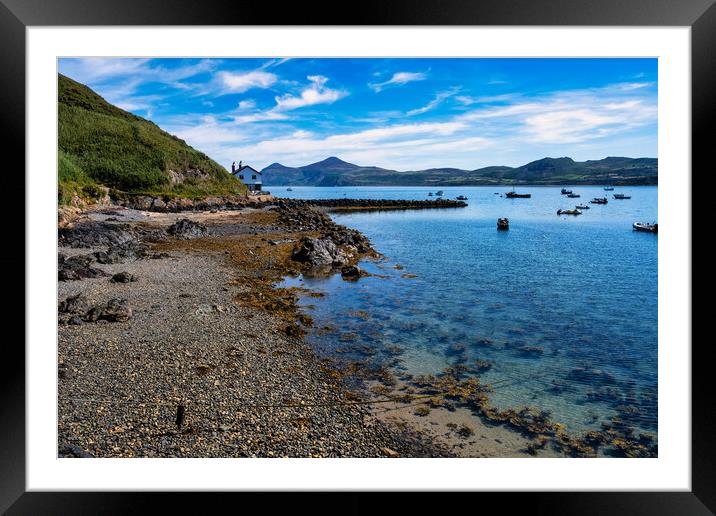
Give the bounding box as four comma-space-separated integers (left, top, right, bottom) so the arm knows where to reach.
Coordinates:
274, 75, 346, 111
218, 70, 277, 93
238, 99, 256, 110
369, 72, 427, 92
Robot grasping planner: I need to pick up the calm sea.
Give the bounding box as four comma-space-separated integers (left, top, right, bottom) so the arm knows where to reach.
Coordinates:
276, 185, 658, 437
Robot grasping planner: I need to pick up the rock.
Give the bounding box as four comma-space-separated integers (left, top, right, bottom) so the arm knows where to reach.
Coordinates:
59, 221, 137, 248
380, 447, 399, 457
167, 218, 208, 239
94, 241, 148, 264
59, 293, 90, 314
58, 443, 94, 458
68, 316, 84, 325
110, 272, 135, 283
97, 298, 132, 322
58, 254, 108, 281
291, 236, 351, 269
340, 265, 364, 281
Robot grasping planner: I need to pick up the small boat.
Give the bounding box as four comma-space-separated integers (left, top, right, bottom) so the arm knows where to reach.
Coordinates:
435, 190, 444, 196
557, 209, 582, 216
604, 186, 615, 191
505, 188, 531, 198
494, 192, 499, 195
286, 187, 293, 191
456, 195, 468, 201
428, 192, 434, 196
567, 193, 580, 198
560, 188, 572, 195
575, 204, 590, 210
497, 218, 509, 230
590, 197, 608, 204
613, 193, 631, 199
633, 222, 658, 233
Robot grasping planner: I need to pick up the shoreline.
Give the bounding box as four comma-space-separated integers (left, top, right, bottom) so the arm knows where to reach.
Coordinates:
58, 202, 454, 458
57, 199, 656, 458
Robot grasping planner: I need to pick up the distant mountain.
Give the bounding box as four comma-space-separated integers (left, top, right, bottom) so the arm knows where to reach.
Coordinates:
261, 156, 657, 186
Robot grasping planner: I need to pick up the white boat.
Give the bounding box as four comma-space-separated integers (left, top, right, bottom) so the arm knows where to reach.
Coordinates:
633, 222, 658, 233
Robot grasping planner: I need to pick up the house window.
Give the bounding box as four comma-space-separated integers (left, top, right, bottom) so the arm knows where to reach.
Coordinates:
239, 175, 244, 179
252, 175, 257, 179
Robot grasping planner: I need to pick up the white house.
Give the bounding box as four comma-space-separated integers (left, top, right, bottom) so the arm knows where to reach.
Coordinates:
231, 161, 262, 192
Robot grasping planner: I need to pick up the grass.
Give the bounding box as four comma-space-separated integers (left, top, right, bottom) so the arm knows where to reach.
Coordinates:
58, 73, 246, 205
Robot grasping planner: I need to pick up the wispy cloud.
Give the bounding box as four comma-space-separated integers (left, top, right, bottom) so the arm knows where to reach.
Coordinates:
457, 82, 656, 144
407, 88, 459, 116
369, 72, 427, 92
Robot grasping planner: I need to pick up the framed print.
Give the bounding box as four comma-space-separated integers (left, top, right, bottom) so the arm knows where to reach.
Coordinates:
3, 0, 708, 512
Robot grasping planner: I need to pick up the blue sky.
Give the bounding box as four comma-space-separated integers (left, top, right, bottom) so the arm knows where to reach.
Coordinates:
59, 58, 657, 171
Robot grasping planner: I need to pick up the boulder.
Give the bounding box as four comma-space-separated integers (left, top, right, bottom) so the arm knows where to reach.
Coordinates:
110, 271, 135, 283
340, 265, 364, 281
94, 241, 148, 264
291, 237, 347, 267
59, 293, 90, 314
58, 221, 138, 248
58, 254, 108, 281
167, 218, 208, 239
99, 298, 133, 322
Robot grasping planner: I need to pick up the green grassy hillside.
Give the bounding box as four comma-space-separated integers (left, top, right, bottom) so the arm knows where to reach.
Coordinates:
58, 73, 246, 205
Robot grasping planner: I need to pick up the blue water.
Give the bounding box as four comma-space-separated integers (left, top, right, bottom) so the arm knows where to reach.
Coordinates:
277, 186, 658, 437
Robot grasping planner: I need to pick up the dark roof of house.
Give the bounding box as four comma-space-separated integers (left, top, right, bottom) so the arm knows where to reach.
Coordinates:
234, 164, 261, 175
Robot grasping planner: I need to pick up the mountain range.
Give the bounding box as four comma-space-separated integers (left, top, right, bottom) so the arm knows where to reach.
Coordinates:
261, 156, 657, 187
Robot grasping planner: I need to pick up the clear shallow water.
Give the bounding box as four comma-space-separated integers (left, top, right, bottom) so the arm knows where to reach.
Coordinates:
278, 186, 658, 437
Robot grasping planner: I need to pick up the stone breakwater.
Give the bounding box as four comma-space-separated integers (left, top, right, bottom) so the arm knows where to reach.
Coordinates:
112, 195, 467, 213
294, 198, 468, 211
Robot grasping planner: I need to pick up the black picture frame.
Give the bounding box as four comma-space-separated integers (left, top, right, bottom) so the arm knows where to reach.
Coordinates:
2, 0, 706, 513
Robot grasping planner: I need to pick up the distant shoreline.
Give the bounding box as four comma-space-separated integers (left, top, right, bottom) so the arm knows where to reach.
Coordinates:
265, 182, 658, 188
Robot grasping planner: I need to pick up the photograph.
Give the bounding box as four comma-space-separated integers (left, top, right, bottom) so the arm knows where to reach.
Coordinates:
56, 56, 659, 459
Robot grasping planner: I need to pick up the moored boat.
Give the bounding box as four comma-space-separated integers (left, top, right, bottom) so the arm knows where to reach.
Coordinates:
435, 190, 444, 196
497, 217, 509, 230
604, 186, 614, 191
505, 189, 531, 198
567, 193, 580, 198
561, 188, 572, 195
590, 197, 608, 204
428, 192, 434, 196
456, 195, 468, 200
613, 193, 631, 199
575, 204, 590, 210
633, 222, 658, 233
286, 187, 293, 191
557, 208, 582, 216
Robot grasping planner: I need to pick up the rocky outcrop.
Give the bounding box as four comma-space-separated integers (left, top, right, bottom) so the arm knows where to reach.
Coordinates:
340, 265, 365, 281
117, 194, 251, 213
58, 254, 109, 281
58, 295, 132, 324
59, 221, 138, 248
110, 271, 136, 283
291, 236, 349, 268
168, 218, 209, 239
